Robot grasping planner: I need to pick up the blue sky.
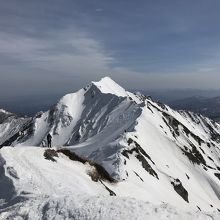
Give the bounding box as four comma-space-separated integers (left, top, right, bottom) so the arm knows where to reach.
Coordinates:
0, 0, 220, 98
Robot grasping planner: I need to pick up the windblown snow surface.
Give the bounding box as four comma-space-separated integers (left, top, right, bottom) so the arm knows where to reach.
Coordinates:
0, 147, 219, 220
1, 77, 220, 219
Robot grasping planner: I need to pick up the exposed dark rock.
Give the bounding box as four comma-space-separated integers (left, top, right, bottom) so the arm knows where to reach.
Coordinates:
136, 154, 159, 179
199, 147, 205, 154
124, 138, 155, 164
204, 122, 220, 143
203, 166, 208, 171
157, 102, 168, 110
162, 113, 180, 137
207, 156, 214, 162
133, 171, 144, 182
35, 111, 43, 118
186, 174, 190, 179
57, 149, 116, 183
188, 132, 203, 146
162, 112, 205, 146
183, 146, 188, 151
58, 149, 87, 163
207, 143, 211, 148
171, 178, 189, 203
121, 150, 130, 159
47, 105, 58, 126
44, 149, 59, 162
147, 106, 154, 114
74, 133, 81, 142
122, 138, 158, 179
214, 173, 220, 181
182, 125, 204, 146
181, 144, 206, 166
0, 111, 15, 123
0, 119, 34, 147
162, 117, 170, 129
90, 163, 116, 183
99, 180, 116, 196
126, 171, 128, 177
162, 116, 177, 139
197, 206, 201, 211
127, 138, 133, 146
186, 112, 197, 124
206, 165, 215, 170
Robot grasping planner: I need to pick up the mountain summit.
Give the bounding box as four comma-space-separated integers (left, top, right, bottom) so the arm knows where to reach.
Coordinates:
1, 77, 220, 218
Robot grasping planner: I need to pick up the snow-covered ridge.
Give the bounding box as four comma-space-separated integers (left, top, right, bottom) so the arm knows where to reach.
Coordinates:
1, 77, 220, 218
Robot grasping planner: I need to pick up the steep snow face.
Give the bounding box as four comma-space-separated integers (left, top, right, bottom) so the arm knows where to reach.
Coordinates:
115, 99, 220, 211
1, 77, 220, 213
0, 110, 31, 146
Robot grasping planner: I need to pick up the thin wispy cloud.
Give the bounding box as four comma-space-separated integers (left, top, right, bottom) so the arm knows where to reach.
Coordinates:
0, 0, 220, 99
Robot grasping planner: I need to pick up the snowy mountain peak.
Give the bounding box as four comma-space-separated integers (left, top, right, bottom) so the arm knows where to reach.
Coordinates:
1, 77, 220, 216
92, 76, 128, 97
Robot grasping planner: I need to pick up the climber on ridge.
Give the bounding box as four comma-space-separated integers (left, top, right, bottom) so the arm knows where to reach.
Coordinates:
47, 133, 52, 148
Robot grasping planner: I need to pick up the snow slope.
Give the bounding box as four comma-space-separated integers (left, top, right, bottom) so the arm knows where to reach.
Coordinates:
0, 147, 219, 220
1, 77, 220, 218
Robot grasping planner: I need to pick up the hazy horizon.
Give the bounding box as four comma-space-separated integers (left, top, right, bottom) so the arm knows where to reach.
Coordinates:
1, 86, 220, 117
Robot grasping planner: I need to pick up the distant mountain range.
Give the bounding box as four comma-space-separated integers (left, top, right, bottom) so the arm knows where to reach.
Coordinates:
1, 89, 220, 117
169, 96, 220, 123
139, 89, 220, 103
0, 94, 62, 117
